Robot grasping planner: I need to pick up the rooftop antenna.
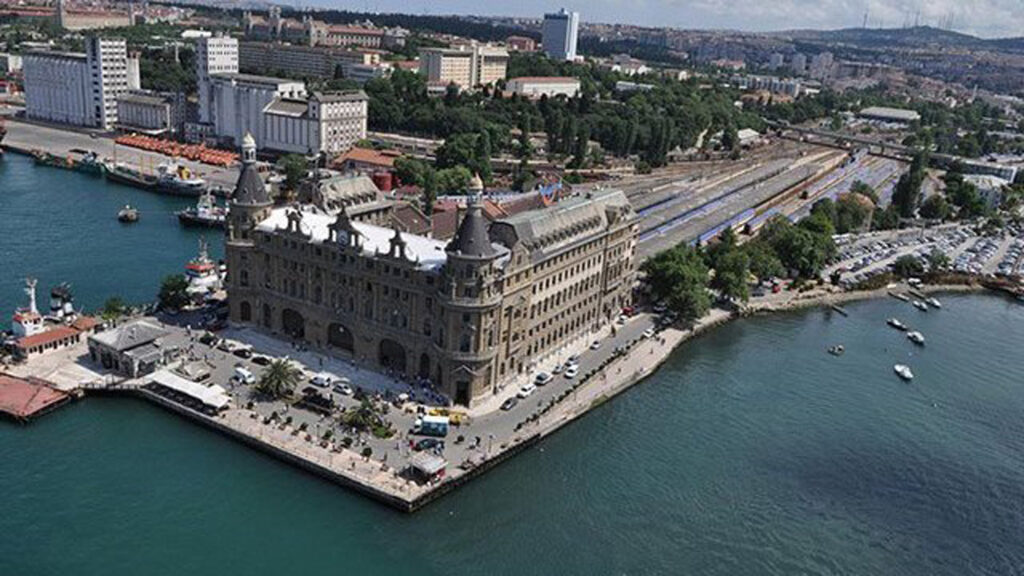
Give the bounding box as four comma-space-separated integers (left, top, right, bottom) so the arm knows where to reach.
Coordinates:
862, 9, 869, 29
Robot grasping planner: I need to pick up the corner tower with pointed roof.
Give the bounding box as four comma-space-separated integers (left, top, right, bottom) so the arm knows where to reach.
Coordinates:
436, 174, 504, 406
226, 133, 274, 328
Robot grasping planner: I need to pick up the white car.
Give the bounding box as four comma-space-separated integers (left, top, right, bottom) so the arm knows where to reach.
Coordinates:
590, 340, 601, 350
333, 382, 353, 395
534, 372, 553, 386
564, 365, 579, 379
310, 373, 333, 388
517, 383, 537, 398
642, 328, 655, 339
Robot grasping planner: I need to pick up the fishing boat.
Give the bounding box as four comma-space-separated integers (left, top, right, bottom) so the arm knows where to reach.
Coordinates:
887, 318, 907, 331
155, 163, 206, 196
176, 191, 227, 228
117, 204, 139, 223
104, 161, 156, 190
927, 297, 941, 309
907, 331, 925, 345
893, 364, 914, 381
913, 300, 928, 312
827, 344, 845, 356
184, 238, 224, 302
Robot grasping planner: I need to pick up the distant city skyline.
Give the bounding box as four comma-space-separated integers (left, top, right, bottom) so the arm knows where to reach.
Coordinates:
306, 0, 1023, 39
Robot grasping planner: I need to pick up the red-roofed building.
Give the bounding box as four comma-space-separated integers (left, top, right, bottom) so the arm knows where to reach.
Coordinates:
14, 326, 83, 360
332, 147, 402, 173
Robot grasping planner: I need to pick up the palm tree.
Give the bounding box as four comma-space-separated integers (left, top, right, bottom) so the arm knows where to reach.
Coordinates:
255, 359, 302, 400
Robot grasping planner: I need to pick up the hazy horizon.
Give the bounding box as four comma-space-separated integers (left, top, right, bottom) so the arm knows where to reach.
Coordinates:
299, 0, 1022, 39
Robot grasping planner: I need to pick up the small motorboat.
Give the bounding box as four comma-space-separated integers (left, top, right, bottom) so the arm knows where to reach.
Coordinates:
828, 344, 845, 356
913, 300, 928, 312
117, 204, 139, 223
887, 318, 907, 331
927, 297, 941, 309
894, 364, 914, 381
907, 331, 925, 345
893, 293, 910, 302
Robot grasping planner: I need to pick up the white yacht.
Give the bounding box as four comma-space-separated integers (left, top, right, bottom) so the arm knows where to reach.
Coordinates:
894, 364, 914, 381
907, 331, 925, 345
887, 318, 907, 331
913, 300, 928, 312
927, 297, 941, 309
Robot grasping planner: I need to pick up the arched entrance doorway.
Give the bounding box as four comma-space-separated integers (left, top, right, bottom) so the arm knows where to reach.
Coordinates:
418, 353, 430, 380
379, 339, 407, 373
327, 323, 354, 352
239, 301, 252, 322
281, 308, 305, 339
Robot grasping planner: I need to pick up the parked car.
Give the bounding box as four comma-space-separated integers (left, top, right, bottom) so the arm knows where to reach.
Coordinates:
198, 332, 218, 346
333, 382, 353, 395
233, 347, 253, 359
251, 355, 272, 366
233, 366, 255, 385
216, 341, 234, 353
500, 397, 518, 411
534, 372, 553, 386
310, 373, 332, 388
590, 340, 601, 350
642, 328, 655, 339
413, 438, 444, 452
552, 363, 564, 375
517, 383, 537, 398
564, 365, 579, 379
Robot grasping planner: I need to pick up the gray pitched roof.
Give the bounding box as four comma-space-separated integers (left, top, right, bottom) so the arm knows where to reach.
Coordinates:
446, 203, 497, 258
233, 162, 271, 205
90, 320, 168, 352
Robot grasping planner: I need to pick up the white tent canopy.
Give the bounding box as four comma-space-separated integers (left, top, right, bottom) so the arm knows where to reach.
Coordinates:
150, 370, 231, 410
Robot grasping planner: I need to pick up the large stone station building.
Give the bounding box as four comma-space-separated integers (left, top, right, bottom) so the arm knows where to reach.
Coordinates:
225, 135, 638, 407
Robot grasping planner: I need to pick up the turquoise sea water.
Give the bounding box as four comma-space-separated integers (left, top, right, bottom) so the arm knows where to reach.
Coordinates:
0, 153, 221, 314
1, 158, 1023, 575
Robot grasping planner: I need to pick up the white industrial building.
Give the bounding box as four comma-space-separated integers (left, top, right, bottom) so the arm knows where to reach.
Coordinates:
194, 34, 368, 156
197, 34, 239, 125
542, 8, 579, 61
263, 91, 368, 155
117, 90, 186, 135
419, 43, 508, 88
23, 37, 136, 130
505, 76, 580, 99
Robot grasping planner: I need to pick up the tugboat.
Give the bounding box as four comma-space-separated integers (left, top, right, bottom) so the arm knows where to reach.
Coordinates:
176, 190, 227, 228
184, 238, 224, 302
893, 364, 914, 381
155, 162, 206, 196
887, 317, 907, 331
117, 204, 139, 223
907, 331, 925, 345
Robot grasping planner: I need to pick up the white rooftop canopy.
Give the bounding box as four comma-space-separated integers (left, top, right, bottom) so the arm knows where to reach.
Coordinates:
150, 370, 232, 410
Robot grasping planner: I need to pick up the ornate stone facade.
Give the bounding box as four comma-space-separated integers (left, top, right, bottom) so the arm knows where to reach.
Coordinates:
226, 146, 638, 407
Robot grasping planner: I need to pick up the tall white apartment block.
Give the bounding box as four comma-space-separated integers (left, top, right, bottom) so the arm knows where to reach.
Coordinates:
23, 36, 130, 130
197, 34, 239, 125
542, 8, 579, 61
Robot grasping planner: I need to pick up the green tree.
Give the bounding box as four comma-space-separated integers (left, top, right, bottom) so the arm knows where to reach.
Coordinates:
892, 255, 925, 278
394, 156, 431, 187
919, 194, 951, 220
436, 166, 473, 194
744, 240, 785, 282
422, 169, 439, 215
641, 245, 710, 323
712, 250, 751, 302
927, 249, 950, 272
101, 297, 128, 321
850, 180, 879, 204
835, 195, 871, 233
158, 275, 190, 311
255, 359, 302, 400
277, 154, 308, 192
